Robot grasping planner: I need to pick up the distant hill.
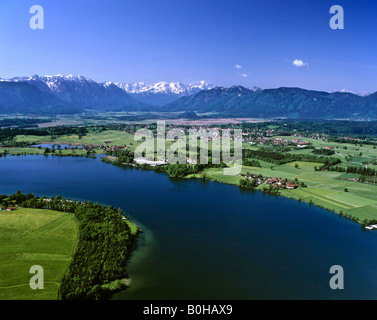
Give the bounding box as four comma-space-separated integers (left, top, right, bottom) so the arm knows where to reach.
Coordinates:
162, 86, 377, 119
0, 82, 79, 114
0, 75, 151, 114
1, 75, 376, 119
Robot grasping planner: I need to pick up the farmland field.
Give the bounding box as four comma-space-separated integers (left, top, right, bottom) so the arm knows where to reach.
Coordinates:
204, 135, 377, 223
0, 208, 78, 300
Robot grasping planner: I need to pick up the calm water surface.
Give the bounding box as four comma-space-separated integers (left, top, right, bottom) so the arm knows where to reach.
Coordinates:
1, 155, 377, 300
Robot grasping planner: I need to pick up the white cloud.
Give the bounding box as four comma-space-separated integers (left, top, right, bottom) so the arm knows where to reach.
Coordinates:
239, 73, 248, 78
292, 59, 309, 68
235, 64, 243, 69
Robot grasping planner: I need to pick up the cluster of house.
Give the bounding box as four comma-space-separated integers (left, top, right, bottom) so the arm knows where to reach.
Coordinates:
239, 127, 331, 145
244, 136, 309, 148
239, 173, 299, 189
179, 127, 233, 143
292, 133, 328, 140
123, 124, 334, 147
339, 136, 367, 142
101, 144, 129, 153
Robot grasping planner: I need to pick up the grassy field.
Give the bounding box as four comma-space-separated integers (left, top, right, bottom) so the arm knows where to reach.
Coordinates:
57, 130, 135, 147
13, 129, 180, 153
14, 130, 135, 147
0, 208, 78, 300
203, 156, 377, 223
272, 135, 377, 165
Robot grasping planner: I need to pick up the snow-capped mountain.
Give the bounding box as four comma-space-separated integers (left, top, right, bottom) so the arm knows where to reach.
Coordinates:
118, 80, 213, 95
0, 75, 215, 110
2, 74, 145, 111
114, 81, 214, 106
333, 89, 370, 97
10, 74, 100, 95
249, 86, 262, 92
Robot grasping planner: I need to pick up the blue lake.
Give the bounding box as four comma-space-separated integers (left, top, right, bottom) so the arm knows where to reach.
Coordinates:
30, 144, 84, 149
0, 155, 377, 299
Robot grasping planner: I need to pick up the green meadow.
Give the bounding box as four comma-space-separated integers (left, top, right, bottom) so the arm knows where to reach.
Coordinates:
204, 136, 377, 223
0, 208, 78, 300
272, 135, 377, 164
14, 130, 135, 148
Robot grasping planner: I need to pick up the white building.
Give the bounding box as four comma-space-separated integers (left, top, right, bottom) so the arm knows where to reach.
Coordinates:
134, 157, 168, 166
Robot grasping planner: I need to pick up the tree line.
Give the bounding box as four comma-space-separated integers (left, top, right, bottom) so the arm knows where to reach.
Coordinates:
312, 148, 335, 156
242, 149, 342, 165
316, 165, 377, 177
346, 166, 377, 176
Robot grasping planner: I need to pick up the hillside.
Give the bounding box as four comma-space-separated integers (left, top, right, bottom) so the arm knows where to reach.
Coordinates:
162, 86, 377, 119
0, 75, 152, 114
0, 82, 79, 114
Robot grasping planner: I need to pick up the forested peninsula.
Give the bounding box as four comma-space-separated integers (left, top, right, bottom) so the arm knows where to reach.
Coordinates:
2, 192, 141, 300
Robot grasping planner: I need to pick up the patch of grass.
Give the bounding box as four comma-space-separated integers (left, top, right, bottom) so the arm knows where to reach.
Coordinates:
0, 208, 78, 300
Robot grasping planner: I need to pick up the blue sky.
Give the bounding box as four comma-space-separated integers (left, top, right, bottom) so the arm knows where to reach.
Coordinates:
1, 0, 377, 92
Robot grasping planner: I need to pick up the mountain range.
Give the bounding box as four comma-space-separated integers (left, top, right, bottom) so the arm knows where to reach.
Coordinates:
164, 86, 377, 119
113, 80, 214, 106
0, 74, 376, 119
0, 75, 149, 113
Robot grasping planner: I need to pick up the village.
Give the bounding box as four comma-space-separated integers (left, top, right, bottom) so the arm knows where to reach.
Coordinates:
238, 172, 301, 190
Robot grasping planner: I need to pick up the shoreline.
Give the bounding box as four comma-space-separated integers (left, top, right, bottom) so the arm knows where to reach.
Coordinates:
102, 155, 374, 229
1, 154, 376, 301
2, 151, 376, 229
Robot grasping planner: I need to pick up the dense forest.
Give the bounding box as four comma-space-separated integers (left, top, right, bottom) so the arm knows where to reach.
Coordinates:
58, 202, 139, 300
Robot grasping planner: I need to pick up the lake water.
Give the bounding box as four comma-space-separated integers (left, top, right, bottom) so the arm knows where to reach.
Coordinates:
1, 155, 377, 300
30, 144, 84, 149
